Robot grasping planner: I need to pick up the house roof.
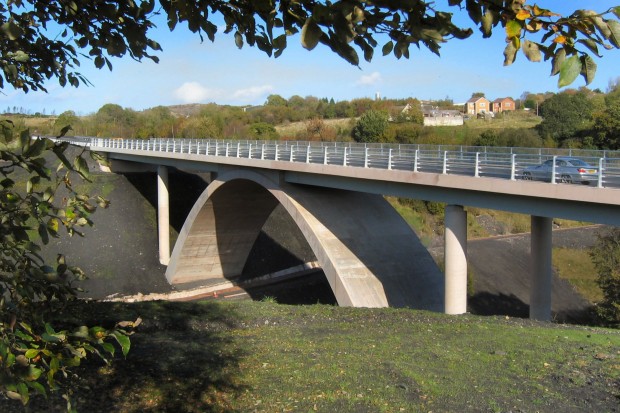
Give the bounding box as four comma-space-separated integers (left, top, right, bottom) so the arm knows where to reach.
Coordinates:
492, 97, 515, 103
467, 96, 488, 103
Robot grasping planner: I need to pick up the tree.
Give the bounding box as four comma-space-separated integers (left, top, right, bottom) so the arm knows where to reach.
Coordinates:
352, 110, 388, 143
54, 111, 79, 135
590, 228, 620, 327
0, 127, 136, 408
2, 1, 619, 94
537, 92, 593, 145
592, 88, 620, 149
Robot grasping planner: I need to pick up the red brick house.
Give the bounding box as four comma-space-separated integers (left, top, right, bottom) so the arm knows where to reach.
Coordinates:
466, 96, 490, 115
491, 97, 516, 113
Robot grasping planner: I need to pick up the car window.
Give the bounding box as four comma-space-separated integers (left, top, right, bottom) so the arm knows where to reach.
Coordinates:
543, 160, 553, 166
557, 160, 567, 166
568, 159, 588, 167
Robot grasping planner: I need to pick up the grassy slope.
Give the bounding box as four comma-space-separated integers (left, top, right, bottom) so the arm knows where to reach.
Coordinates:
5, 300, 617, 413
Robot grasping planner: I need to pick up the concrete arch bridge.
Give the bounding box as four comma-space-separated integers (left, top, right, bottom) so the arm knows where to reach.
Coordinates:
63, 137, 620, 321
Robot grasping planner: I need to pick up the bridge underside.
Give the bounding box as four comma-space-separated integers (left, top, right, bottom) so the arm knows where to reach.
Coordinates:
165, 169, 444, 311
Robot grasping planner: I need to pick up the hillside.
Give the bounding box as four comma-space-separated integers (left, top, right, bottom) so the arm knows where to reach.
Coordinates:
0, 300, 617, 412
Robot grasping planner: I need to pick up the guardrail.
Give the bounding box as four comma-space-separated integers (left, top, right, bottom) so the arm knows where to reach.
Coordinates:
42, 136, 620, 189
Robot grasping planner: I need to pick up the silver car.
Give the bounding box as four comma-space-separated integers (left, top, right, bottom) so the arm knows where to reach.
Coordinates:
521, 157, 599, 184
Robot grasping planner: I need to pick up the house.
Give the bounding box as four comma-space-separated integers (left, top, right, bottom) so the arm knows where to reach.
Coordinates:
491, 97, 516, 113
466, 96, 490, 115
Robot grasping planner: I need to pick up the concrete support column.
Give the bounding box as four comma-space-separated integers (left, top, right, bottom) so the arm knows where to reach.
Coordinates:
444, 204, 467, 314
157, 165, 170, 265
530, 215, 552, 321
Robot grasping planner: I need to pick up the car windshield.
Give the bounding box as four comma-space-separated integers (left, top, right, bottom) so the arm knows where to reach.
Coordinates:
567, 159, 590, 167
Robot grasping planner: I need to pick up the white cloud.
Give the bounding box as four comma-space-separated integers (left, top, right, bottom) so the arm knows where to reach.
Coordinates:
356, 71, 382, 86
231, 85, 274, 102
173, 82, 273, 105
173, 82, 222, 103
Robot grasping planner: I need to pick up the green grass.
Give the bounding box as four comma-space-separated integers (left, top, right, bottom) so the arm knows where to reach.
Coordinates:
553, 247, 604, 304
8, 300, 616, 413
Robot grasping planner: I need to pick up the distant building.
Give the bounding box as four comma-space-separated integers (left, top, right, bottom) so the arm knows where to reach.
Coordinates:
421, 104, 463, 126
466, 96, 491, 115
491, 97, 516, 113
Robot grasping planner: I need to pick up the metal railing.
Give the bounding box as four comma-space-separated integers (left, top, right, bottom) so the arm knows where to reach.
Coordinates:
45, 136, 620, 189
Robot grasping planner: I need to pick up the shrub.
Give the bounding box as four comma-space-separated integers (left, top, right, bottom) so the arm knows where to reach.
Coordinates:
0, 124, 137, 409
590, 228, 620, 327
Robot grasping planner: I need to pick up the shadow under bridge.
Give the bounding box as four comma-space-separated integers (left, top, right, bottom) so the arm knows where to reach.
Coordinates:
165, 168, 444, 311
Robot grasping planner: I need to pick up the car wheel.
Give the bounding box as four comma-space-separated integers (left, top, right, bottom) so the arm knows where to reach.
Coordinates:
560, 174, 573, 184
522, 172, 532, 180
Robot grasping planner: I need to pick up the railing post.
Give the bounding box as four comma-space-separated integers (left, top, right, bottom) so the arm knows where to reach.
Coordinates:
364, 148, 369, 168
474, 152, 480, 178
226, 142, 230, 157
289, 145, 294, 162
510, 154, 516, 181
173, 140, 176, 153
261, 144, 265, 160
442, 151, 448, 174
343, 147, 348, 166
324, 146, 328, 165
414, 149, 419, 172
275, 144, 279, 161
598, 158, 604, 188
551, 155, 557, 184
306, 145, 311, 163
215, 141, 219, 156
248, 144, 252, 159
388, 148, 392, 170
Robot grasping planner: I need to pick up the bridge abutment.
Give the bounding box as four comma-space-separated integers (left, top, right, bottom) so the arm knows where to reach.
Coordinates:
530, 215, 553, 321
444, 204, 468, 314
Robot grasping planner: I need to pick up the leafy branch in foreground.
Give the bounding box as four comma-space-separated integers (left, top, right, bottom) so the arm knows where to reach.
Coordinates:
0, 122, 138, 410
1, 1, 619, 93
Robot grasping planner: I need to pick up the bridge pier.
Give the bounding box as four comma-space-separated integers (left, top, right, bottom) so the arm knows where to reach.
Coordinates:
530, 215, 552, 321
444, 204, 468, 314
158, 165, 170, 265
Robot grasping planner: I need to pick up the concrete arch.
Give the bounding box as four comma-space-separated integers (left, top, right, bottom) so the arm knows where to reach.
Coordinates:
166, 167, 444, 310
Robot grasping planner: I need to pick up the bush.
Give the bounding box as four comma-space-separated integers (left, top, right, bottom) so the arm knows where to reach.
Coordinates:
0, 124, 136, 409
351, 110, 388, 143
590, 228, 620, 327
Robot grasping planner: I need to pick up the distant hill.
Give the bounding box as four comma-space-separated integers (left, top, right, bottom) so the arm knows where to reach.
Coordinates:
166, 103, 210, 117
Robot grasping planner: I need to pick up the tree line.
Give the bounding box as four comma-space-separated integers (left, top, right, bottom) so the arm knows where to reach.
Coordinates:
15, 82, 615, 150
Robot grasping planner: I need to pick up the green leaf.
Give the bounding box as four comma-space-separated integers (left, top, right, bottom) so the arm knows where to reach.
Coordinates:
47, 218, 59, 235
38, 223, 50, 244
580, 55, 597, 85
301, 18, 322, 50
24, 137, 46, 157
381, 41, 393, 56
234, 31, 243, 49
1, 21, 25, 41
24, 349, 40, 359
74, 156, 89, 178
101, 342, 116, 356
26, 381, 47, 397
112, 331, 131, 357
480, 10, 494, 38
558, 54, 581, 88
522, 40, 541, 62
505, 20, 522, 38
577, 39, 600, 57
607, 20, 620, 48
503, 40, 518, 66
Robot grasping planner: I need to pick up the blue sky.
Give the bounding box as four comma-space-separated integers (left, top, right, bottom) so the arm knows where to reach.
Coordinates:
2, 1, 619, 116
